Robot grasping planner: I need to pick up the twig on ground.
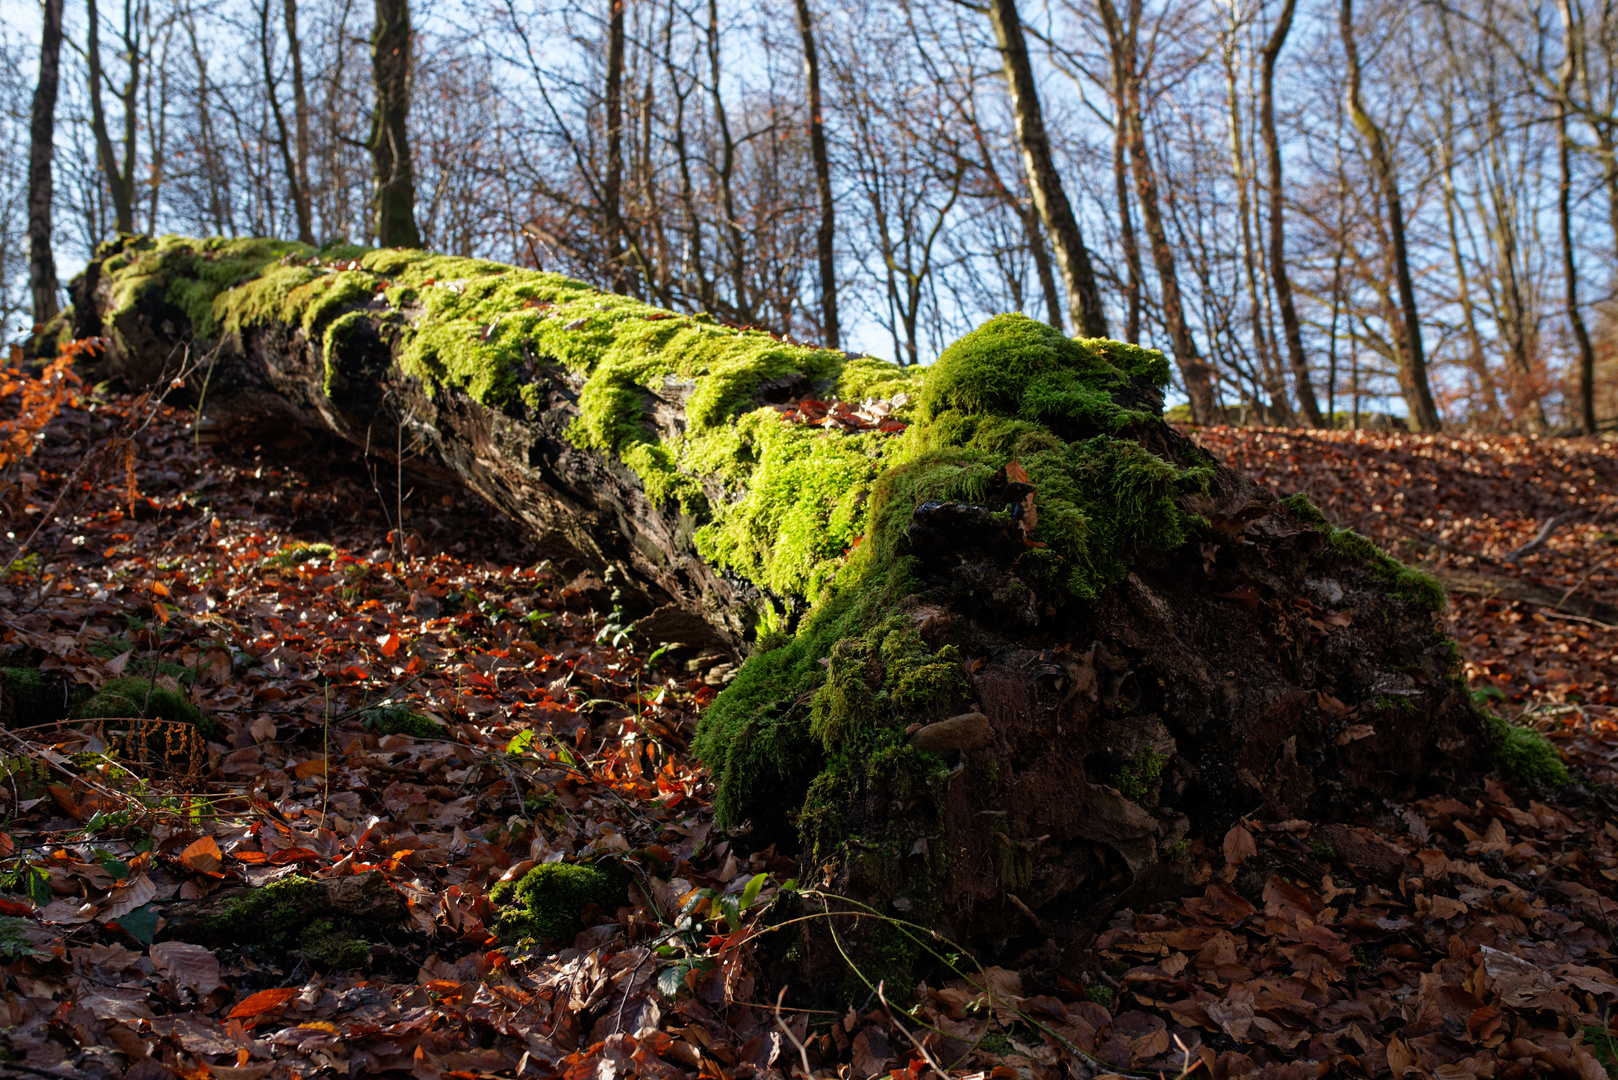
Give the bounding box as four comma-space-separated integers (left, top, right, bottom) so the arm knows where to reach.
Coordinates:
773, 987, 814, 1079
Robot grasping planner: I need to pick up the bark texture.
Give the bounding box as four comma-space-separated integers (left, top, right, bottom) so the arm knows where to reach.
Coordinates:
1339, 0, 1441, 433
1259, 0, 1324, 428
795, 0, 840, 349
28, 0, 65, 330
368, 0, 422, 249
986, 0, 1108, 339
74, 236, 1494, 982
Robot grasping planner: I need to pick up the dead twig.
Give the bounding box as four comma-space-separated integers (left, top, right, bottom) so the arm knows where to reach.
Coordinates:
1505, 511, 1579, 564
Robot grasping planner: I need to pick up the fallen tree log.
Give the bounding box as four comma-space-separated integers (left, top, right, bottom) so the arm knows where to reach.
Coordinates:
74, 235, 1515, 992
1435, 568, 1618, 627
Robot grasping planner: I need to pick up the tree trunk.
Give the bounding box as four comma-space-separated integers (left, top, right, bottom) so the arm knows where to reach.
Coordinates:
261, 0, 314, 245
1338, 0, 1441, 433
1098, 0, 1218, 424
795, 0, 840, 349
368, 0, 422, 249
28, 0, 65, 332
74, 234, 1492, 981
1557, 1, 1598, 436
604, 0, 627, 293
1224, 17, 1289, 425
986, 0, 1109, 338
86, 0, 140, 235
285, 0, 315, 245
1259, 0, 1324, 428
1110, 46, 1142, 343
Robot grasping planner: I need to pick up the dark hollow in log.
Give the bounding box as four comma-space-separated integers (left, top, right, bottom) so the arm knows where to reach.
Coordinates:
73, 236, 1504, 995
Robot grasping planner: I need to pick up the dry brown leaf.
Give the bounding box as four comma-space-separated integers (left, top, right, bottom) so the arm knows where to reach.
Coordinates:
1222, 824, 1256, 866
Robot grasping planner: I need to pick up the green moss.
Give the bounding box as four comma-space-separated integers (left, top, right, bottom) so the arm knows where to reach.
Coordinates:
76, 677, 216, 740
1280, 492, 1329, 528
0, 668, 55, 727
488, 861, 625, 946
266, 541, 335, 568
361, 705, 440, 739
1485, 714, 1570, 788
1326, 527, 1446, 611
198, 875, 371, 970
1110, 749, 1166, 803
1086, 985, 1116, 1008
300, 919, 371, 968
102, 235, 309, 339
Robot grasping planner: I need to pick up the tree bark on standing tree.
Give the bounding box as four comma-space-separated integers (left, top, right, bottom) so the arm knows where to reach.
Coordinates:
603, 0, 628, 293
262, 0, 315, 245
1096, 0, 1218, 424
368, 0, 422, 249
86, 0, 142, 236
795, 0, 839, 349
1338, 0, 1441, 433
28, 0, 65, 331
1556, 0, 1598, 436
985, 0, 1109, 339
1259, 0, 1324, 428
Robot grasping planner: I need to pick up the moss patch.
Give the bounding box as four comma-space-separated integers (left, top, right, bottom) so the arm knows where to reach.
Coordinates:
361, 705, 440, 739
197, 875, 371, 970
487, 861, 626, 946
1485, 714, 1570, 788
76, 677, 218, 741
1, 668, 61, 727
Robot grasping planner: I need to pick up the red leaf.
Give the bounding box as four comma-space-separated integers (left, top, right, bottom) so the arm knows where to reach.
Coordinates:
228, 987, 299, 1019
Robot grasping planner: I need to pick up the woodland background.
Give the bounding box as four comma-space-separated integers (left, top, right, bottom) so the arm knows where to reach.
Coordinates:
3, 0, 1618, 429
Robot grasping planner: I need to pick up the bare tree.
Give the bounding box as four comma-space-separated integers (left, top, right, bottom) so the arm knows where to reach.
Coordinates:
86, 0, 143, 234
29, 0, 66, 330
985, 0, 1108, 337
1096, 0, 1217, 422
1258, 0, 1323, 426
1338, 0, 1440, 431
1556, 0, 1598, 434
369, 0, 421, 247
796, 0, 840, 347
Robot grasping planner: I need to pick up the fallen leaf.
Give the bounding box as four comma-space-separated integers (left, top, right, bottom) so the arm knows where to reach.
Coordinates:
228, 987, 300, 1020
151, 941, 222, 997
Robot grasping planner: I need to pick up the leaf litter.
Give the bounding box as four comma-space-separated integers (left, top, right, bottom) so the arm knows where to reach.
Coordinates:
0, 357, 1617, 1079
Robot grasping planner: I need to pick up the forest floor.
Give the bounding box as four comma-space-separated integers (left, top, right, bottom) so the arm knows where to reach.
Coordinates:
1, 370, 1617, 1080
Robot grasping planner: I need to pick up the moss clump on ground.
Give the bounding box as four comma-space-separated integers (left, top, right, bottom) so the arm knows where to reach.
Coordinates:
266, 541, 335, 568
1485, 714, 1570, 788
76, 677, 218, 741
198, 875, 370, 969
1, 668, 58, 727
361, 705, 440, 739
487, 861, 626, 946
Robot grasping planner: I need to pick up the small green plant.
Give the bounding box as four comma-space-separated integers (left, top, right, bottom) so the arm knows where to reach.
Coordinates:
266, 541, 335, 568
1310, 842, 1337, 861
1086, 984, 1116, 1008
1110, 749, 1166, 802
0, 917, 49, 959
0, 553, 41, 580
1583, 1024, 1618, 1080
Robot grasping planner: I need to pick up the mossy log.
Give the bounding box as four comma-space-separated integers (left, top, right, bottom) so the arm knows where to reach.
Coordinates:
76, 235, 1504, 988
